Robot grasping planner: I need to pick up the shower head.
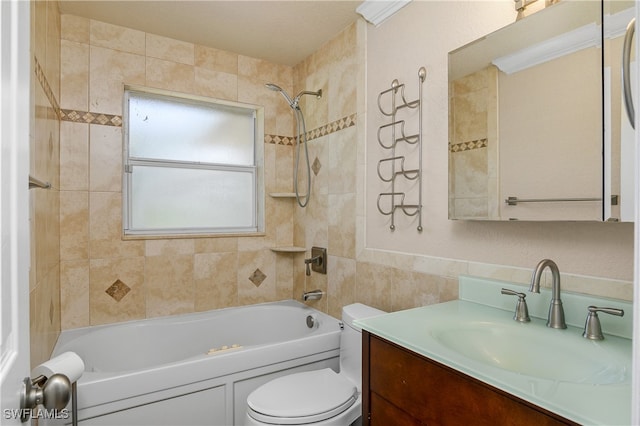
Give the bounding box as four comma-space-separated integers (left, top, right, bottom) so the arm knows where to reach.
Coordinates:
293, 89, 322, 105
265, 83, 295, 107
266, 83, 322, 110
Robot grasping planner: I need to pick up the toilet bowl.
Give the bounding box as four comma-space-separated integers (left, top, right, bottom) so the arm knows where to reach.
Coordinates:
245, 303, 385, 425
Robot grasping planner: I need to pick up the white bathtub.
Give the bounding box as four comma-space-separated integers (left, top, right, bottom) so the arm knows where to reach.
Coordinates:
48, 300, 342, 426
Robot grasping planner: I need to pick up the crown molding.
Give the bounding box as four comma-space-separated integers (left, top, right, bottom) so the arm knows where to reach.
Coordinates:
356, 0, 412, 27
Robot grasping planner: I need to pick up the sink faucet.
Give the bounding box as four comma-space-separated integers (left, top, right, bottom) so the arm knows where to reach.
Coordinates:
529, 259, 566, 329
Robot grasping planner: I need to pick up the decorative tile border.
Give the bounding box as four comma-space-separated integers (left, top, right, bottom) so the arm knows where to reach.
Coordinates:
264, 134, 297, 146
34, 57, 61, 120
449, 138, 488, 153
306, 113, 357, 142
59, 103, 357, 146
61, 109, 123, 127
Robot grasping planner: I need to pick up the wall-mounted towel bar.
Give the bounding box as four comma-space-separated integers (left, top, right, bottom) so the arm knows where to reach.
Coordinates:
505, 196, 619, 206
29, 175, 51, 190
375, 67, 426, 232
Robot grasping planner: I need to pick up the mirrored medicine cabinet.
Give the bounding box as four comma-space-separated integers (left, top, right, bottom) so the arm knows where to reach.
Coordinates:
448, 0, 636, 221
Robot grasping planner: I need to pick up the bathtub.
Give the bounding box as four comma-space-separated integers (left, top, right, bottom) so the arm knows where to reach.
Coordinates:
47, 300, 342, 426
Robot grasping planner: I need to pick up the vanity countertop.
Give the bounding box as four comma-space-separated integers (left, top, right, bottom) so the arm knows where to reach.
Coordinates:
356, 275, 632, 426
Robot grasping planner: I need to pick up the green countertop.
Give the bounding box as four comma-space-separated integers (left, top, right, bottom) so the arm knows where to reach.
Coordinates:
356, 275, 632, 425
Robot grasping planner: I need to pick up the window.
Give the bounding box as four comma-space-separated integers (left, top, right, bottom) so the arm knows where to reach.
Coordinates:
123, 87, 264, 236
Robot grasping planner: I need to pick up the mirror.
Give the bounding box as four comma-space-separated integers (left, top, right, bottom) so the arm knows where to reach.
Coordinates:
448, 0, 632, 221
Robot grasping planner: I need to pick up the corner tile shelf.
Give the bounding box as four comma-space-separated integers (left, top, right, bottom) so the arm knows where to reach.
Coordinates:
269, 193, 297, 198
270, 246, 306, 253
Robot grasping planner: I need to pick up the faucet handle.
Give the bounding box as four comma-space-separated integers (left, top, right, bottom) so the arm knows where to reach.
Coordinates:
582, 305, 624, 340
501, 288, 530, 323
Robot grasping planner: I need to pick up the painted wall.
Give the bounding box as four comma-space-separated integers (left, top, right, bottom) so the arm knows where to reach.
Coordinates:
30, 0, 62, 368
364, 1, 633, 294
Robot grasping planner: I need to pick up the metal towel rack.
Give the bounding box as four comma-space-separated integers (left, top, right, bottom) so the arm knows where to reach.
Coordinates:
29, 175, 51, 189
376, 67, 426, 232
505, 196, 617, 206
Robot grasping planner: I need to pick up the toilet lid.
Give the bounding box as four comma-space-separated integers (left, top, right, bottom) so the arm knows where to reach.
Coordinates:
247, 368, 357, 424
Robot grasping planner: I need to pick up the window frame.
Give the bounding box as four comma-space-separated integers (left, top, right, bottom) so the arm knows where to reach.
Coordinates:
122, 85, 265, 238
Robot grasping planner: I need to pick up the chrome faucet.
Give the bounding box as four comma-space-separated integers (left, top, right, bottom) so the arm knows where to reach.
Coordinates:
529, 259, 566, 329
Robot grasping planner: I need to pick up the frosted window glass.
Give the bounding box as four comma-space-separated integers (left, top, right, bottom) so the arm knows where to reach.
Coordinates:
128, 92, 255, 166
130, 166, 255, 231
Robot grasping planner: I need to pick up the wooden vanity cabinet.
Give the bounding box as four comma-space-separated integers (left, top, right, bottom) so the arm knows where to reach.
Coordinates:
362, 331, 579, 426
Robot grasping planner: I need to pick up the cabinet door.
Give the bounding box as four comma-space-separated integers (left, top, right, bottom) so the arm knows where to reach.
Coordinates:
364, 332, 577, 426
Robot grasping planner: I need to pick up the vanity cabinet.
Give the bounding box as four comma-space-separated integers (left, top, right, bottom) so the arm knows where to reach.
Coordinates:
362, 331, 578, 426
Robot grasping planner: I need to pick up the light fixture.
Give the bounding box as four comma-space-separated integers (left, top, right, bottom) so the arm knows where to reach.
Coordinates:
356, 0, 412, 27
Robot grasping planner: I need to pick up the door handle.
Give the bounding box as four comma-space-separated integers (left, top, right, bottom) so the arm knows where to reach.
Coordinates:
623, 18, 635, 129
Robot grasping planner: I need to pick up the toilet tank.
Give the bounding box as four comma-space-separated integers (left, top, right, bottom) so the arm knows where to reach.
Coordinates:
339, 303, 385, 390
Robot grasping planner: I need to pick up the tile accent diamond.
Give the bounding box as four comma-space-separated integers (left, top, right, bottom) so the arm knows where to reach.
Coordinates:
249, 269, 267, 287
312, 157, 322, 176
105, 279, 131, 302
49, 299, 54, 325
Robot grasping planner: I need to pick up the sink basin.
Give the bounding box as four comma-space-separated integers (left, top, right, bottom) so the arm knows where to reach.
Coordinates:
431, 322, 628, 385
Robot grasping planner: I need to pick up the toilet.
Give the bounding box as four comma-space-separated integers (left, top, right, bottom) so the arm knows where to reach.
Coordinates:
245, 303, 385, 425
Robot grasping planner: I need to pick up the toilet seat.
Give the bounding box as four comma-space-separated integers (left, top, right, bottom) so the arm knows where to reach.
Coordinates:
246, 368, 357, 425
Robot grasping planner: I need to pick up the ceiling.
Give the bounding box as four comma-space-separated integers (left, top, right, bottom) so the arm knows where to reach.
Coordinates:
59, 1, 363, 66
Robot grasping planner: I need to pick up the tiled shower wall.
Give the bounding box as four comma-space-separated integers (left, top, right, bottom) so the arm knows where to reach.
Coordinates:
58, 15, 305, 328
58, 15, 374, 328
31, 0, 62, 368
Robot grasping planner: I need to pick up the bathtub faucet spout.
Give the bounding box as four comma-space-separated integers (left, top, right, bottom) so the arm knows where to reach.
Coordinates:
302, 289, 324, 302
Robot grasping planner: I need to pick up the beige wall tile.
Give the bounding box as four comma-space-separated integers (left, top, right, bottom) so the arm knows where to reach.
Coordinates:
60, 121, 89, 190
194, 67, 238, 101
146, 33, 194, 65
355, 262, 393, 312
90, 257, 146, 325
328, 193, 356, 259
275, 144, 293, 192
391, 269, 441, 311
89, 125, 122, 191
90, 20, 145, 55
146, 57, 194, 94
33, 1, 47, 62
60, 190, 89, 261
327, 256, 356, 318
89, 192, 144, 259
276, 255, 294, 301
194, 252, 238, 311
46, 0, 61, 99
145, 239, 195, 257
328, 126, 357, 194
194, 237, 239, 253
90, 45, 145, 115
61, 40, 89, 110
61, 14, 90, 43
237, 249, 277, 305
60, 260, 90, 329
195, 45, 238, 74
238, 55, 279, 84
145, 254, 195, 317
